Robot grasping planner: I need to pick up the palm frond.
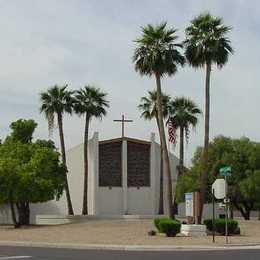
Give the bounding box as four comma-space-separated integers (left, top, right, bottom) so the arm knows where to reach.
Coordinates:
138, 90, 171, 120
73, 85, 109, 120
169, 97, 201, 144
133, 22, 185, 77
184, 12, 233, 68
39, 84, 74, 136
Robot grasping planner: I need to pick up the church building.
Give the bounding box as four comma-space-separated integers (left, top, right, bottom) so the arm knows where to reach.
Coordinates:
66, 132, 179, 216
0, 132, 179, 224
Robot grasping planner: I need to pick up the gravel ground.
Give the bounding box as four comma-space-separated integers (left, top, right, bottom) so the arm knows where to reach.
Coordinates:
0, 220, 259, 246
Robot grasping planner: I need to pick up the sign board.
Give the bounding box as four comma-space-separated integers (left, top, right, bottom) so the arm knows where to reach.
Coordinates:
212, 179, 226, 199
185, 193, 193, 217
219, 166, 231, 177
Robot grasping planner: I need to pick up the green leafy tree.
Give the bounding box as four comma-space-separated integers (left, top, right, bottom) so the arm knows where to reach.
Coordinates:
35, 139, 56, 150
175, 169, 199, 203
138, 90, 171, 214
239, 170, 260, 219
184, 13, 233, 221
133, 22, 185, 218
168, 97, 201, 175
40, 85, 74, 215
0, 121, 65, 227
8, 119, 37, 143
179, 136, 260, 220
74, 86, 109, 215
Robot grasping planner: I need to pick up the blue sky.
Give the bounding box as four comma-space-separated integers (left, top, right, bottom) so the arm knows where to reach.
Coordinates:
0, 0, 259, 164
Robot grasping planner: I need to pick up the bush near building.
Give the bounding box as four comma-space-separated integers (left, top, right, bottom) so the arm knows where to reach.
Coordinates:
154, 218, 181, 237
204, 218, 240, 235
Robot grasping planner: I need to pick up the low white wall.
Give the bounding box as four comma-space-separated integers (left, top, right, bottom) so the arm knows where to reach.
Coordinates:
0, 204, 13, 224
0, 199, 66, 225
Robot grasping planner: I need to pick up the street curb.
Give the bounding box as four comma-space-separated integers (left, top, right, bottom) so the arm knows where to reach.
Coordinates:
0, 241, 260, 251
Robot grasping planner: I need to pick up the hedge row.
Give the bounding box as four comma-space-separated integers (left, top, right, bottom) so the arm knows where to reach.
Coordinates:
203, 218, 239, 235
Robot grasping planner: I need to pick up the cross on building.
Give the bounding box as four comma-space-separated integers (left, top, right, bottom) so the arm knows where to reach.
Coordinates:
113, 114, 133, 138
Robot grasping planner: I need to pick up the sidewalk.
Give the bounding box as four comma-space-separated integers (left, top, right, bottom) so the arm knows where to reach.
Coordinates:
0, 241, 260, 251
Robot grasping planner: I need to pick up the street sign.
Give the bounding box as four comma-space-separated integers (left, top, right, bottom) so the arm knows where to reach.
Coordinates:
219, 166, 231, 177
218, 202, 225, 208
185, 193, 193, 217
223, 198, 230, 203
212, 179, 226, 199
219, 166, 231, 244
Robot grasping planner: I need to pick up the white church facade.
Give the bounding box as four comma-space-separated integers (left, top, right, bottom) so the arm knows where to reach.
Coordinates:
0, 133, 179, 224
67, 132, 179, 216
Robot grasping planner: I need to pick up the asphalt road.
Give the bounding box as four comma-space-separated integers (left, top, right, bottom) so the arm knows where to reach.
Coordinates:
0, 246, 260, 260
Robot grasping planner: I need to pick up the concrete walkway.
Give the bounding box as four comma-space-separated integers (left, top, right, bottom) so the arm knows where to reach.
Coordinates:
0, 241, 260, 251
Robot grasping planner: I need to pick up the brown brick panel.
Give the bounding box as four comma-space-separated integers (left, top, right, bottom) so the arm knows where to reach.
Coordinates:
127, 141, 150, 187
99, 141, 122, 187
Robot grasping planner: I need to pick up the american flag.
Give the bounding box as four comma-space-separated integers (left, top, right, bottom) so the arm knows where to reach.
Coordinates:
167, 118, 177, 144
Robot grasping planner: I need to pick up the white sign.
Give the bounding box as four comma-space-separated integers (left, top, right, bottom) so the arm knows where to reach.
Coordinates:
212, 179, 226, 199
185, 193, 193, 217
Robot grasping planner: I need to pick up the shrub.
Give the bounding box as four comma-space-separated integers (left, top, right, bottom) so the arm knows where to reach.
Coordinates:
158, 219, 181, 237
148, 230, 156, 236
203, 219, 213, 231
154, 218, 170, 232
203, 218, 239, 235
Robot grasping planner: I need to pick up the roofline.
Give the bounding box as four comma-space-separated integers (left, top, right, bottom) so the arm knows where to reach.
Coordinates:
99, 136, 150, 145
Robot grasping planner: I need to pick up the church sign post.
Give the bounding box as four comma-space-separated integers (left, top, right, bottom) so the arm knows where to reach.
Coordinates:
219, 166, 231, 244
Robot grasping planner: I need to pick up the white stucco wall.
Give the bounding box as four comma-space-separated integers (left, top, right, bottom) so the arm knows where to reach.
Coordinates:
127, 187, 154, 215
66, 143, 84, 215
97, 187, 124, 215
0, 132, 181, 224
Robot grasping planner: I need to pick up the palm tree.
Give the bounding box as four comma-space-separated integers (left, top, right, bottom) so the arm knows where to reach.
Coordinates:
184, 13, 233, 221
138, 90, 171, 214
40, 85, 75, 215
169, 97, 201, 175
133, 23, 185, 218
74, 86, 109, 215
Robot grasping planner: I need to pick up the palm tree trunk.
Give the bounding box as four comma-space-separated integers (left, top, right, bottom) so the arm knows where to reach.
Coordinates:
155, 72, 174, 219
199, 62, 211, 223
179, 127, 184, 176
171, 127, 185, 218
57, 112, 74, 215
82, 115, 90, 215
156, 115, 164, 215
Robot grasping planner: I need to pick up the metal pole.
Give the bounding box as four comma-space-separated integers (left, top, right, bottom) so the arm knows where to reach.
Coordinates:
225, 175, 228, 244
212, 188, 215, 243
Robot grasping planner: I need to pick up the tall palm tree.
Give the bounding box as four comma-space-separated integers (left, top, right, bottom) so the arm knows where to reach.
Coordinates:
40, 85, 74, 215
169, 97, 201, 175
184, 12, 233, 221
74, 86, 109, 215
133, 23, 185, 218
138, 90, 171, 214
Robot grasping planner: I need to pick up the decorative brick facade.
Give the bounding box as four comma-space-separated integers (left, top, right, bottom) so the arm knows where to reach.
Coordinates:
99, 141, 122, 187
127, 141, 150, 187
